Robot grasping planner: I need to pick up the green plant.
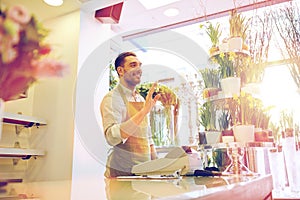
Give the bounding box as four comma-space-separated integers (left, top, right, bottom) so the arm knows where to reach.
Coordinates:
229, 10, 249, 40
211, 52, 236, 78
199, 102, 217, 131
109, 63, 119, 90
279, 109, 294, 131
200, 22, 222, 47
218, 110, 231, 131
199, 68, 220, 88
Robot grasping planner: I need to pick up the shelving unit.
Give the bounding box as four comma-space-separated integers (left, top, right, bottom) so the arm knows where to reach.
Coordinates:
0, 147, 45, 159
3, 112, 47, 127
0, 112, 47, 184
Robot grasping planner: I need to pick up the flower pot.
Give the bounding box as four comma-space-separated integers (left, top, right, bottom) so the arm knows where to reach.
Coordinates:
228, 37, 243, 51
221, 129, 234, 143
0, 99, 4, 140
233, 124, 255, 144
205, 131, 221, 144
220, 77, 241, 97
254, 128, 269, 142
219, 41, 229, 52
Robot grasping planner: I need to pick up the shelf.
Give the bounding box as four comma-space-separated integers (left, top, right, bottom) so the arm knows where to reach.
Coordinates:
0, 172, 23, 183
210, 49, 250, 58
3, 112, 47, 127
0, 147, 46, 159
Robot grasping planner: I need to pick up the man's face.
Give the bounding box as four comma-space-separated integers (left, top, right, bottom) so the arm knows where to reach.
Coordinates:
120, 55, 142, 86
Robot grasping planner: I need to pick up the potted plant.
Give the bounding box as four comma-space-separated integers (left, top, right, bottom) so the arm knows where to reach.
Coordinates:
228, 10, 249, 51
200, 21, 222, 56
218, 110, 234, 143
199, 102, 220, 144
137, 82, 179, 146
211, 52, 241, 97
200, 68, 220, 99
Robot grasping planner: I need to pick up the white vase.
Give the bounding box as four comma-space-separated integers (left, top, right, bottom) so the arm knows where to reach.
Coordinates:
233, 124, 254, 144
228, 37, 243, 51
219, 41, 229, 52
205, 131, 221, 144
220, 77, 241, 97
0, 98, 4, 140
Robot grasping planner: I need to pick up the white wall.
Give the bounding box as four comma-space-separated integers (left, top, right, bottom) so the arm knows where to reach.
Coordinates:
71, 10, 116, 200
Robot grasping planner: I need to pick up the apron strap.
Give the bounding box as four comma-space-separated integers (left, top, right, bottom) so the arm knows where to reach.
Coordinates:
117, 84, 129, 105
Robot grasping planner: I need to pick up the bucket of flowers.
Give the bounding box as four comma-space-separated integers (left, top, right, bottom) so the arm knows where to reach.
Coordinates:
0, 5, 69, 102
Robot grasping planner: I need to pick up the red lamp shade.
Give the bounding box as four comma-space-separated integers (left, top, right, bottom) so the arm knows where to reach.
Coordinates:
94, 2, 124, 24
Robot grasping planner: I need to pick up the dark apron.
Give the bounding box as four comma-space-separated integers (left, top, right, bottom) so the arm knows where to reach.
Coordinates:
105, 85, 151, 177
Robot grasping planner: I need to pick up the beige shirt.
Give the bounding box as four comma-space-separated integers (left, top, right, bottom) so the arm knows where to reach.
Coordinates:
100, 84, 153, 146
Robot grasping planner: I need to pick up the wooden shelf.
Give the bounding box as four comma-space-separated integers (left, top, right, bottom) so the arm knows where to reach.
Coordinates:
3, 112, 47, 127
0, 147, 45, 159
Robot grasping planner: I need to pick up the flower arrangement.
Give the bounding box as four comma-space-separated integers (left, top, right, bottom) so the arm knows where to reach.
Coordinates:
211, 51, 236, 78
228, 91, 272, 127
136, 82, 178, 107
229, 9, 249, 40
200, 21, 222, 55
0, 5, 68, 101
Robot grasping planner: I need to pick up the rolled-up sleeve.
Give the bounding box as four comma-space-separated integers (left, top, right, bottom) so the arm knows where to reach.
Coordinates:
100, 94, 123, 146
100, 90, 142, 146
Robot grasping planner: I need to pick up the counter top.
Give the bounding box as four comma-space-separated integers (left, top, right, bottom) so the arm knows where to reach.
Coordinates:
1, 174, 272, 199
107, 174, 273, 200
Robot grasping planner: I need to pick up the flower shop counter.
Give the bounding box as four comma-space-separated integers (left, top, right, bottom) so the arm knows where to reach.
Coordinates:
1, 174, 272, 199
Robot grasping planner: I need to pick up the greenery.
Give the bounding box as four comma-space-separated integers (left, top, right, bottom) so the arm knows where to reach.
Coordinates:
218, 110, 231, 131
137, 82, 179, 146
227, 91, 272, 127
211, 52, 236, 78
199, 68, 220, 88
229, 9, 249, 40
136, 82, 178, 107
109, 63, 119, 90
200, 21, 222, 55
279, 109, 294, 131
199, 101, 217, 131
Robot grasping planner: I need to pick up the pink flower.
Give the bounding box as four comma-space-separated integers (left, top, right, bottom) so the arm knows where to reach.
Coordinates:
7, 5, 31, 25
1, 45, 17, 64
31, 58, 69, 78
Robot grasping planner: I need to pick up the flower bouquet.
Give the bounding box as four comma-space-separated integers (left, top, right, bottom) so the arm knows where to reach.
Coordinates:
0, 5, 68, 101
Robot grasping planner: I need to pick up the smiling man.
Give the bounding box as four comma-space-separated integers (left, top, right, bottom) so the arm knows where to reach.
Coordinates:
100, 52, 161, 177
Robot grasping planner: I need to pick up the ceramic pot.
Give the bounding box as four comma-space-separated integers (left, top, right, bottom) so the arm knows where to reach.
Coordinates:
205, 131, 221, 144
220, 77, 241, 97
233, 124, 255, 143
219, 41, 229, 52
228, 37, 243, 51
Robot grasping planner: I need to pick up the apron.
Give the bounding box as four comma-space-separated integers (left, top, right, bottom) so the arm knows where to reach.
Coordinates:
105, 85, 151, 177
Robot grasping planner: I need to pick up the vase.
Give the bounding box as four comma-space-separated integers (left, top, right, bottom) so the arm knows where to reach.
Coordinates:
219, 41, 229, 52
220, 77, 241, 98
233, 124, 255, 144
228, 37, 243, 51
0, 98, 4, 140
205, 131, 221, 144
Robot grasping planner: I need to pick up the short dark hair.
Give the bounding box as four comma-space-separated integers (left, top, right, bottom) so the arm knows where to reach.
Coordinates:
114, 52, 137, 72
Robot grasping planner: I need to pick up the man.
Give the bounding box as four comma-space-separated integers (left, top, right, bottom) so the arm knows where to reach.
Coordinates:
100, 52, 160, 177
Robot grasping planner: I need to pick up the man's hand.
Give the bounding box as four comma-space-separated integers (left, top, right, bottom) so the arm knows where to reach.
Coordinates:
143, 82, 161, 114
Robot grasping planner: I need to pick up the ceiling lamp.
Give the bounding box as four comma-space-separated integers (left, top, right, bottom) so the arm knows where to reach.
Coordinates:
138, 0, 180, 9
43, 0, 64, 6
164, 8, 179, 17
